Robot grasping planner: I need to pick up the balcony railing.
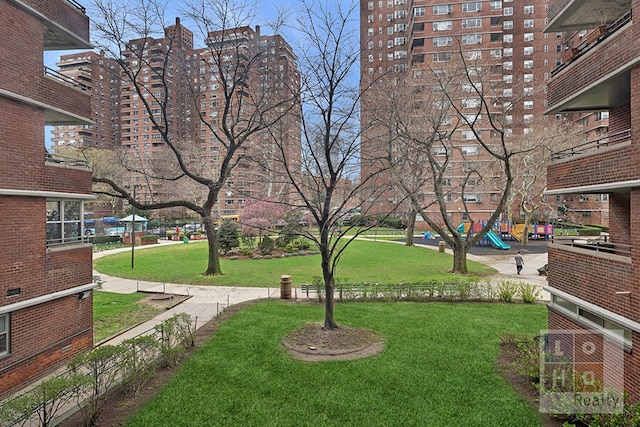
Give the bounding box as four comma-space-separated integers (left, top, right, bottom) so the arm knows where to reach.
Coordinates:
45, 152, 89, 168
550, 129, 631, 160
551, 236, 631, 257
65, 0, 86, 13
551, 11, 632, 77
44, 66, 90, 92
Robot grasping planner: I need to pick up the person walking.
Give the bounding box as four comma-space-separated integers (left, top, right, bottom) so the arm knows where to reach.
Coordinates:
514, 251, 524, 275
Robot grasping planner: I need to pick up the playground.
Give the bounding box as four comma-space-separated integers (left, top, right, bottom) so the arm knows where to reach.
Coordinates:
419, 222, 553, 254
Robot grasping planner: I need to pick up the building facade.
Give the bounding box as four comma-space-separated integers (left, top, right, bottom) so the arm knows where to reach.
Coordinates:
52, 21, 300, 222
545, 0, 640, 400
0, 0, 96, 397
360, 0, 608, 227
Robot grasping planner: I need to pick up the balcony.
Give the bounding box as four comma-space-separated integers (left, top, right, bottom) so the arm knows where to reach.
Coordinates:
547, 129, 640, 192
547, 241, 633, 317
43, 66, 92, 125
546, 0, 631, 33
546, 13, 635, 114
19, 0, 92, 50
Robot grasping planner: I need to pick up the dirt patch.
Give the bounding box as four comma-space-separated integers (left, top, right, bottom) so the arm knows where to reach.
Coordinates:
282, 323, 385, 362
496, 344, 568, 427
138, 293, 191, 310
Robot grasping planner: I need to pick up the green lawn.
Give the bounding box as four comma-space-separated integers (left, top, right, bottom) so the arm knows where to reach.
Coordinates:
93, 291, 162, 343
126, 301, 547, 427
94, 240, 496, 287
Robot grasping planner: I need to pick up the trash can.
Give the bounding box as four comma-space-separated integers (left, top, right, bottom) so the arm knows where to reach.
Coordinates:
438, 241, 445, 253
183, 236, 189, 244
280, 275, 291, 299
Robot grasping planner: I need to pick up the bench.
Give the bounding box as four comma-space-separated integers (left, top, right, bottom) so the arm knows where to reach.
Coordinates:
299, 284, 320, 299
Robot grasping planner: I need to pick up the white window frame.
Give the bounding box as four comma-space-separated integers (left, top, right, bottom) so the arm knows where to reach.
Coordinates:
0, 314, 8, 357
46, 200, 84, 246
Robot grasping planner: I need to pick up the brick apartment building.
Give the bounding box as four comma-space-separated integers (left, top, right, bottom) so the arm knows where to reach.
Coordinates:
544, 0, 640, 400
51, 21, 301, 222
359, 0, 608, 227
0, 0, 96, 397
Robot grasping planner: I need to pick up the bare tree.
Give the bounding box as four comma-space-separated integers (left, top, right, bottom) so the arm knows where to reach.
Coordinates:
378, 44, 525, 273
508, 119, 581, 245
88, 0, 297, 275
264, 0, 393, 329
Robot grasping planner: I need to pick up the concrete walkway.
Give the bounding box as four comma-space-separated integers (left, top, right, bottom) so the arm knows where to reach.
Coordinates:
94, 241, 277, 346
94, 237, 549, 346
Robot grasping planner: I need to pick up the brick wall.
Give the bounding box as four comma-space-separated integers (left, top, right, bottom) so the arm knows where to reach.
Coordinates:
547, 245, 637, 322
608, 193, 631, 245
0, 296, 93, 397
548, 309, 640, 403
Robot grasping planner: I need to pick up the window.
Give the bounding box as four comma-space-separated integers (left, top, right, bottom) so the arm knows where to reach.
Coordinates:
490, 1, 502, 10
503, 34, 513, 43
490, 49, 502, 58
524, 60, 533, 69
462, 145, 479, 155
524, 5, 534, 14
46, 200, 83, 245
463, 194, 481, 202
461, 130, 477, 140
503, 20, 513, 29
503, 7, 513, 15
503, 61, 513, 70
433, 52, 452, 62
462, 19, 482, 29
524, 100, 534, 109
463, 2, 481, 13
524, 73, 534, 83
524, 32, 534, 42
524, 46, 534, 55
368, 1, 374, 10
433, 146, 450, 156
0, 314, 8, 357
462, 34, 482, 45
503, 47, 513, 56
433, 20, 453, 31
490, 17, 501, 26
524, 19, 534, 28
433, 36, 453, 47
523, 114, 534, 123
413, 6, 425, 16
462, 98, 480, 108
433, 4, 452, 15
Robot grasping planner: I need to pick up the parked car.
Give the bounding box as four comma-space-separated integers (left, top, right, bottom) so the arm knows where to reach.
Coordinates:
104, 226, 125, 237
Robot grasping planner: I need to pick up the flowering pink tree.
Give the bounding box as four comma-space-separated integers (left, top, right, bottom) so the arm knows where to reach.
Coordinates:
240, 199, 284, 244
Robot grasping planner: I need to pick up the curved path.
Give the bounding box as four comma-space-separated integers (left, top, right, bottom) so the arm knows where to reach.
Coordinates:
94, 237, 548, 346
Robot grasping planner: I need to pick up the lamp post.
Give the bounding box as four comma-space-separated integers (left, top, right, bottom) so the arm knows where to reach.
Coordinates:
131, 186, 136, 269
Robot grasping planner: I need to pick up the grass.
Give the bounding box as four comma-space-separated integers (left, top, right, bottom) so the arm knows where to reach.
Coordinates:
126, 301, 547, 427
93, 239, 496, 287
93, 291, 162, 343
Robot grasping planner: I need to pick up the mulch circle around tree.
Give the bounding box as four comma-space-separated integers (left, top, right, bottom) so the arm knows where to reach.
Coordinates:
282, 322, 385, 362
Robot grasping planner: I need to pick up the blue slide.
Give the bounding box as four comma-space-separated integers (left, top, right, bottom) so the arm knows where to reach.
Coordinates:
486, 230, 510, 250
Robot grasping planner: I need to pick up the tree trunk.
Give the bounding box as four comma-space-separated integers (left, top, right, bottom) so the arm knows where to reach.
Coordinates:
321, 250, 338, 330
451, 242, 468, 274
202, 214, 222, 276
405, 209, 416, 246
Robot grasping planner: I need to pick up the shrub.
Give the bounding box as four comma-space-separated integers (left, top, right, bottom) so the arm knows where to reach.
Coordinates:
121, 336, 159, 396
518, 283, 542, 303
142, 234, 158, 243
500, 334, 541, 383
218, 220, 240, 253
93, 235, 121, 244
69, 345, 126, 425
258, 235, 275, 255
496, 280, 519, 303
